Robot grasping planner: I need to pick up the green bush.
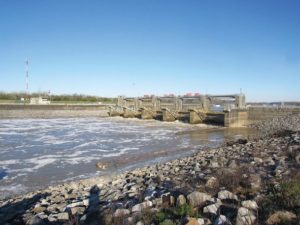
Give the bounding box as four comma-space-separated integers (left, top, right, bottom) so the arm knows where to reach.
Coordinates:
153, 204, 200, 224
280, 181, 300, 209
260, 180, 300, 223
172, 204, 199, 218
159, 219, 174, 225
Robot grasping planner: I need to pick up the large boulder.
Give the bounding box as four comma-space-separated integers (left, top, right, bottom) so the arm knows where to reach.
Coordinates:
185, 217, 204, 225
176, 194, 187, 206
266, 211, 297, 225
241, 200, 258, 211
187, 191, 211, 207
218, 190, 238, 202
248, 174, 261, 189
56, 212, 69, 221
203, 203, 222, 215
25, 216, 46, 225
132, 201, 153, 213
114, 209, 130, 217
205, 177, 219, 189
213, 215, 231, 225
236, 207, 256, 225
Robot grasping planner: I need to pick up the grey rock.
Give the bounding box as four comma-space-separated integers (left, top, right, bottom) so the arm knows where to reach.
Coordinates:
187, 191, 211, 207
152, 198, 163, 207
295, 154, 300, 164
36, 213, 48, 220
205, 177, 219, 189
207, 197, 222, 204
176, 194, 186, 206
32, 206, 47, 214
67, 202, 84, 208
47, 214, 57, 222
227, 159, 238, 169
114, 209, 130, 217
249, 174, 261, 189
197, 218, 205, 225
236, 207, 256, 225
253, 157, 263, 164
26, 216, 45, 225
241, 200, 258, 211
213, 215, 231, 225
124, 216, 134, 225
69, 206, 85, 215
56, 212, 69, 221
218, 190, 238, 201
132, 201, 153, 212
266, 211, 297, 225
203, 203, 222, 215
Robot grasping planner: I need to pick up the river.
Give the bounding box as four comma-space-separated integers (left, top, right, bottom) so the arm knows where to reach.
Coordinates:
0, 117, 256, 199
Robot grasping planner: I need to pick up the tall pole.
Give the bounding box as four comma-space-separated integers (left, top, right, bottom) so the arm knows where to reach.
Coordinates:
25, 59, 29, 96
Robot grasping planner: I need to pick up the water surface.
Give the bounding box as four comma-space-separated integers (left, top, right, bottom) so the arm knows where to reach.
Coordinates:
0, 117, 255, 199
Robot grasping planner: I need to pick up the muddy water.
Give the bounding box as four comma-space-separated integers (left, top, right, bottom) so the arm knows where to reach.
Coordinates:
0, 117, 258, 199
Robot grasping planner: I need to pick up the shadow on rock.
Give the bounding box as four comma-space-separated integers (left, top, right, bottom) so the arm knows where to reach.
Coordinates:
0, 192, 50, 224
83, 185, 104, 224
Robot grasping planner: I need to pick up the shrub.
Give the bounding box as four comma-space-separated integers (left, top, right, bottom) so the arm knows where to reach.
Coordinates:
172, 204, 199, 218
216, 167, 251, 192
153, 204, 200, 224
280, 181, 300, 209
260, 180, 300, 224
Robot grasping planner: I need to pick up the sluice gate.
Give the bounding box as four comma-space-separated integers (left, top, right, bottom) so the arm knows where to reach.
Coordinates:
109, 94, 247, 127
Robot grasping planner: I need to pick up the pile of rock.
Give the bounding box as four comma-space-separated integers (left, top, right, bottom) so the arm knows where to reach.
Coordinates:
251, 113, 300, 136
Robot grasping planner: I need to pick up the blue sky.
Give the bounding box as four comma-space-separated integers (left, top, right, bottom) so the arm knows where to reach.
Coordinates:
0, 0, 299, 101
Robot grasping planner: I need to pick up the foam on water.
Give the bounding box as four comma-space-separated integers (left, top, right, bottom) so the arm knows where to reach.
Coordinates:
0, 117, 229, 199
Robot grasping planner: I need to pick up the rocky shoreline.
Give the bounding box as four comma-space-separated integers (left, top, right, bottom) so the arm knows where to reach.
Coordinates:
1, 115, 300, 225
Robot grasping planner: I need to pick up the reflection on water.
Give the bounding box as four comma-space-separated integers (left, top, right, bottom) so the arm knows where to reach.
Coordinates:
0, 117, 257, 198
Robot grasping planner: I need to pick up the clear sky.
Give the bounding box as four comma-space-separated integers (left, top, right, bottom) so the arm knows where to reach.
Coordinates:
0, 0, 299, 102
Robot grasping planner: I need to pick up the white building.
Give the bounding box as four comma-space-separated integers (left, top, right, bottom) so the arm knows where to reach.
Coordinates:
30, 97, 51, 105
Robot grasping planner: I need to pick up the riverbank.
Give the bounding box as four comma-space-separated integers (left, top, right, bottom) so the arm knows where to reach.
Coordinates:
0, 115, 299, 225
0, 104, 109, 119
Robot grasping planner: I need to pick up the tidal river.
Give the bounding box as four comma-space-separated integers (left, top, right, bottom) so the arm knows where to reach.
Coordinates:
0, 117, 255, 199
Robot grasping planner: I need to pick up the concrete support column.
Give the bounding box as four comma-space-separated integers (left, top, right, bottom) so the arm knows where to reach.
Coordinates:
224, 109, 248, 127
141, 110, 154, 119
162, 109, 176, 122
123, 108, 136, 118
155, 98, 161, 111
200, 96, 209, 111
134, 98, 141, 111
117, 96, 125, 107
152, 97, 157, 111
189, 111, 203, 124
235, 94, 246, 109
176, 98, 183, 111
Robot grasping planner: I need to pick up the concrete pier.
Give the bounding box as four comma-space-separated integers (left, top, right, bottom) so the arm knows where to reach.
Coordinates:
162, 108, 177, 122
123, 107, 140, 118
189, 109, 207, 124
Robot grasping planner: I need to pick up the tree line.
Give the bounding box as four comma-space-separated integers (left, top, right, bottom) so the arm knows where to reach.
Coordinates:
0, 92, 116, 103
